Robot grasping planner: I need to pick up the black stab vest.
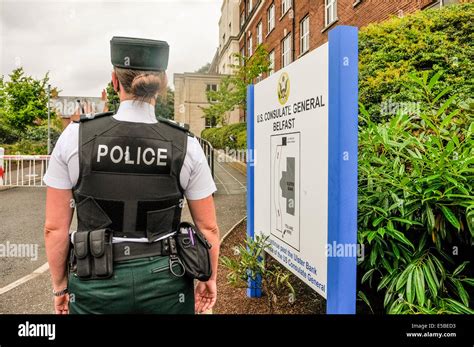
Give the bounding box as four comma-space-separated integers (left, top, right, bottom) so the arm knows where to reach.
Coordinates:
73, 114, 188, 241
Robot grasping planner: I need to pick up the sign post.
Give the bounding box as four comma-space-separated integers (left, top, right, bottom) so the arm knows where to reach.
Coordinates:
246, 26, 358, 314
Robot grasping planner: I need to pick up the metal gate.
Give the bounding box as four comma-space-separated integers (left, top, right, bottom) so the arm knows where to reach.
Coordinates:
0, 149, 50, 187
195, 137, 215, 178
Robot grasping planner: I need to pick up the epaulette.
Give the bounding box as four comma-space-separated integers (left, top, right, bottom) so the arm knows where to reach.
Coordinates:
73, 111, 115, 123
157, 117, 194, 137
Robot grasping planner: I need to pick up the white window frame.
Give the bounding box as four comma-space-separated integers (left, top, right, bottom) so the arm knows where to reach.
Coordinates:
325, 0, 337, 27
281, 0, 291, 16
257, 21, 263, 45
248, 34, 253, 56
248, 0, 253, 15
300, 15, 310, 55
267, 3, 275, 34
269, 50, 275, 75
282, 33, 292, 68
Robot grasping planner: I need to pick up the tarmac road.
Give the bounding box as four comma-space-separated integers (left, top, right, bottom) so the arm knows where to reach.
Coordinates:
0, 159, 246, 314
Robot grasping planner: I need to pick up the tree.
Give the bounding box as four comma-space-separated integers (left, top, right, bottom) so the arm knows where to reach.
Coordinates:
195, 63, 211, 73
1, 68, 52, 131
155, 87, 174, 120
201, 45, 271, 126
106, 81, 120, 113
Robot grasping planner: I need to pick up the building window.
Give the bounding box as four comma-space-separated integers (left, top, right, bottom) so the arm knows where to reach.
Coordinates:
281, 0, 291, 16
300, 15, 310, 55
257, 21, 263, 45
325, 0, 337, 27
267, 3, 275, 34
248, 0, 253, 15
240, 11, 245, 28
206, 84, 218, 102
205, 116, 217, 128
248, 34, 253, 56
282, 33, 292, 68
269, 50, 275, 75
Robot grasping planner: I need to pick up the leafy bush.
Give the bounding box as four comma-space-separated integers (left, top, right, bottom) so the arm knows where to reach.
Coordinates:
3, 139, 47, 155
359, 3, 474, 122
201, 123, 247, 150
23, 125, 60, 146
358, 71, 473, 314
221, 234, 295, 313
0, 120, 20, 144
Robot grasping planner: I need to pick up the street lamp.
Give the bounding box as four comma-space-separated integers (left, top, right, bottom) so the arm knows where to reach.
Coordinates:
47, 84, 51, 155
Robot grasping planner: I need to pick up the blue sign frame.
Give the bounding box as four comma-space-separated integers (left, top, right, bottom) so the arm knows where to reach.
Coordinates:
247, 26, 358, 314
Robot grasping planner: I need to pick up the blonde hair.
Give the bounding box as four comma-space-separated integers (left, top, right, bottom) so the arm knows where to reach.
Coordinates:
114, 67, 166, 102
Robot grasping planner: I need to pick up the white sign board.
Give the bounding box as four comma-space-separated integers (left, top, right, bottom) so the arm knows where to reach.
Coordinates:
253, 44, 329, 297
248, 26, 359, 313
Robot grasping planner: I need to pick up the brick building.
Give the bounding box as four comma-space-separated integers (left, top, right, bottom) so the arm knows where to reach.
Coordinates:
238, 0, 457, 78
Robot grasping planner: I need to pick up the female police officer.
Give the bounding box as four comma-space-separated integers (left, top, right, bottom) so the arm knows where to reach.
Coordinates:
43, 37, 219, 314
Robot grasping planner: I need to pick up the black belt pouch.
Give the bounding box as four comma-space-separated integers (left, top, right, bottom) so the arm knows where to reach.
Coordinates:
89, 229, 114, 279
73, 229, 113, 280
74, 231, 91, 278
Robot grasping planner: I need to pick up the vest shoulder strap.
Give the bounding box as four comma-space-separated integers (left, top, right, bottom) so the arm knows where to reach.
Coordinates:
73, 111, 115, 123
157, 117, 194, 137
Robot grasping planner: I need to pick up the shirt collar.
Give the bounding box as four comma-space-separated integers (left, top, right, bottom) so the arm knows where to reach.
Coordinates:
113, 100, 157, 124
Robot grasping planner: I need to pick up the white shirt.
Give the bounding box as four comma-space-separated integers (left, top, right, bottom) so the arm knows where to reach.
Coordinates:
43, 100, 216, 200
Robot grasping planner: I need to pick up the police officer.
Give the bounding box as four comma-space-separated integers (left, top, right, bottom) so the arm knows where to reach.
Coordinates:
43, 37, 220, 314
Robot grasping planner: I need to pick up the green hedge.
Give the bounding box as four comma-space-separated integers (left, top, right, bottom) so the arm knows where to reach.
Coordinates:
201, 123, 247, 150
1, 125, 61, 154
359, 3, 474, 121
2, 139, 48, 155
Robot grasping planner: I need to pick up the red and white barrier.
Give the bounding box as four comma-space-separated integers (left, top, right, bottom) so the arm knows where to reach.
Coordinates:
0, 149, 50, 187
0, 147, 4, 186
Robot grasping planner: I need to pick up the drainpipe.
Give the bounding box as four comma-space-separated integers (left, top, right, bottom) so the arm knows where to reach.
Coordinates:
292, 0, 296, 62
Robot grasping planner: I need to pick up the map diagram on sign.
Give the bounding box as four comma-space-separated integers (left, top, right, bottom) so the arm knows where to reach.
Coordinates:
270, 132, 301, 250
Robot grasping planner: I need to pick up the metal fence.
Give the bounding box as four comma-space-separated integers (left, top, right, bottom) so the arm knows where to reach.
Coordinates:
0, 149, 50, 187
196, 137, 215, 178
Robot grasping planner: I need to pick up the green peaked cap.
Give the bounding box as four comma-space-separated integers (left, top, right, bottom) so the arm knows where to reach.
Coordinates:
110, 36, 169, 71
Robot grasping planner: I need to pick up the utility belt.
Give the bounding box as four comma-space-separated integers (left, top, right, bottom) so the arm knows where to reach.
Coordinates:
69, 223, 212, 282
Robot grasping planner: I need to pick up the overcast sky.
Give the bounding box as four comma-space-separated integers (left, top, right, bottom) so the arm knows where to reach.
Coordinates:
0, 0, 221, 96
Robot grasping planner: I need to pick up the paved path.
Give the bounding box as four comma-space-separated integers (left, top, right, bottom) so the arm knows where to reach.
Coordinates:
0, 158, 246, 314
